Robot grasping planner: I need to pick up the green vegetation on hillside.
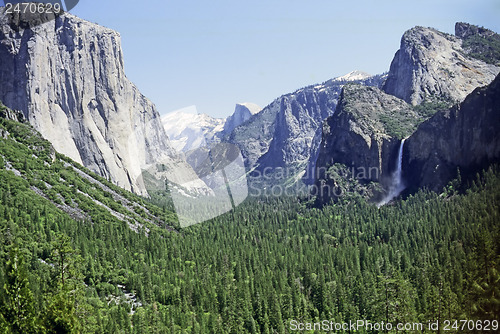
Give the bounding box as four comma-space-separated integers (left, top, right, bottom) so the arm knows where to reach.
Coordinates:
1, 112, 499, 333
462, 33, 500, 65
0, 116, 178, 232
377, 97, 452, 139
413, 97, 452, 119
378, 113, 418, 140
340, 84, 426, 140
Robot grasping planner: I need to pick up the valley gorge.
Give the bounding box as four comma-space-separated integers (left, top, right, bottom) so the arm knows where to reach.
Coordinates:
227, 72, 386, 188
1, 11, 498, 205
1, 4, 500, 332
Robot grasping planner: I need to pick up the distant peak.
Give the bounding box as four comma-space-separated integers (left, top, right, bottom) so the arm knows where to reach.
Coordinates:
236, 102, 262, 115
222, 103, 262, 135
334, 70, 372, 82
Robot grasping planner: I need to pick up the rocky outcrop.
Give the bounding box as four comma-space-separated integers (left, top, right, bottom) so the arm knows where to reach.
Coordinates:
455, 22, 498, 40
227, 99, 280, 170
229, 83, 339, 188
404, 73, 500, 192
227, 73, 385, 186
383, 25, 499, 105
0, 101, 25, 123
257, 86, 338, 170
311, 23, 500, 203
0, 12, 204, 195
313, 84, 423, 202
223, 103, 261, 135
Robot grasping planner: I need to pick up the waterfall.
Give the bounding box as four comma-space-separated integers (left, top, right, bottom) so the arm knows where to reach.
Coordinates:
378, 139, 406, 207
394, 138, 405, 189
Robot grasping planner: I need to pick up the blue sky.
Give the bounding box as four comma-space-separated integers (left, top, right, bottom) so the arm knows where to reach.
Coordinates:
68, 0, 500, 118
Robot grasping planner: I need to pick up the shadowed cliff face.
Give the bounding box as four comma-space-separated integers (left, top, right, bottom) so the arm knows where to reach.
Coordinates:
404, 74, 500, 192
0, 12, 206, 195
383, 26, 499, 105
313, 84, 423, 203
228, 85, 340, 173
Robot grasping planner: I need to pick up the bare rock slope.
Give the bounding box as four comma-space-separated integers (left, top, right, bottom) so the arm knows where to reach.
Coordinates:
313, 84, 423, 203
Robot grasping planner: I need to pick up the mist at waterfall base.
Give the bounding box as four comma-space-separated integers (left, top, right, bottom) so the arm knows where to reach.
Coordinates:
377, 139, 406, 207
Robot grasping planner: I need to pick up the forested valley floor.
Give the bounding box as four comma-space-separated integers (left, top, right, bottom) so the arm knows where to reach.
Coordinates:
1, 119, 499, 333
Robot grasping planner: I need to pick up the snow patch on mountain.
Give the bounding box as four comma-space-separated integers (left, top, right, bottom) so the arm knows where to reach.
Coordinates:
162, 107, 225, 153
334, 70, 372, 82
239, 102, 261, 115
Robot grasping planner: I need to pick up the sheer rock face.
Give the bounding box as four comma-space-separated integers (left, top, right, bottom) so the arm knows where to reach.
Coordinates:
383, 26, 499, 105
256, 86, 338, 170
227, 83, 340, 188
227, 74, 385, 185
404, 74, 500, 191
0, 13, 201, 195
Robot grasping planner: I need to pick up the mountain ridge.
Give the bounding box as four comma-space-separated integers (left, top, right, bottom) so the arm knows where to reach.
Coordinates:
383, 25, 499, 105
313, 22, 500, 203
161, 110, 225, 153
161, 103, 261, 154
227, 72, 386, 188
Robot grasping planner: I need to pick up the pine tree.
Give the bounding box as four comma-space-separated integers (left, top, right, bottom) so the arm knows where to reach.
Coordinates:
44, 233, 84, 333
0, 247, 39, 333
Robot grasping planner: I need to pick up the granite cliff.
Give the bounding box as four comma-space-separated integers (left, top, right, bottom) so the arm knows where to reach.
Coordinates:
404, 73, 500, 192
313, 84, 424, 203
383, 25, 499, 105
223, 103, 261, 135
0, 12, 205, 195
